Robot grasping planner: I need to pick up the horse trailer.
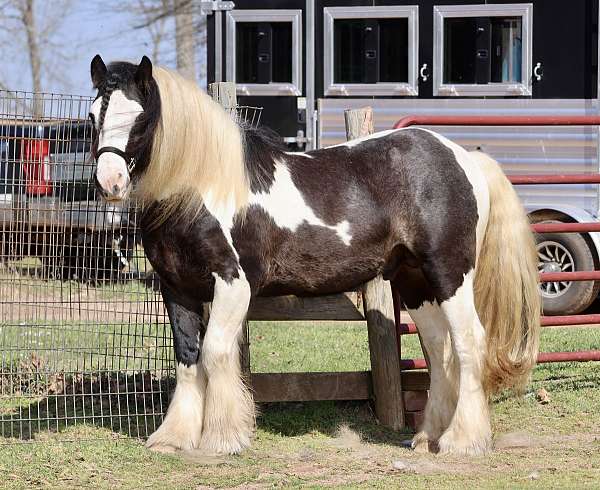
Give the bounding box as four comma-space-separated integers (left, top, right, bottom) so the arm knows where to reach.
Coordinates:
206, 0, 600, 315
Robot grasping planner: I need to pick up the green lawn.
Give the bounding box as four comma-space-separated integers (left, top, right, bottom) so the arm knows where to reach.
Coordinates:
1, 322, 599, 489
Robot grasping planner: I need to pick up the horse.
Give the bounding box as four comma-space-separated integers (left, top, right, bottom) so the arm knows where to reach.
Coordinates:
89, 54, 540, 457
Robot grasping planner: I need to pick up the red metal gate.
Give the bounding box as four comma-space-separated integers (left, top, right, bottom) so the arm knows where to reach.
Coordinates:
393, 115, 600, 370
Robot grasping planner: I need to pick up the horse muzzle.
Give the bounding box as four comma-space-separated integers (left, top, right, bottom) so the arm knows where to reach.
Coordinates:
93, 166, 131, 202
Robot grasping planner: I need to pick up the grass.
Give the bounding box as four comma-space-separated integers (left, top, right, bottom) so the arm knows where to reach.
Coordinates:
1, 321, 599, 488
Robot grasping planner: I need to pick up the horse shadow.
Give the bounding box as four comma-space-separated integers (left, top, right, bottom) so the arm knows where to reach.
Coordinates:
1, 367, 412, 446
6, 369, 598, 446
0, 370, 174, 441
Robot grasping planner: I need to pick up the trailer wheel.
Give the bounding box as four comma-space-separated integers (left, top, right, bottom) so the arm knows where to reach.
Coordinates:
536, 220, 599, 315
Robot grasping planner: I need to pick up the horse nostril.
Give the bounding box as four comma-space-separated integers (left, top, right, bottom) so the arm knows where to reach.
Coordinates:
112, 184, 121, 195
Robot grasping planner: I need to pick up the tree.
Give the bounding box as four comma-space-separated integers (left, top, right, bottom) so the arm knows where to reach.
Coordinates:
174, 0, 196, 79
117, 0, 206, 83
0, 0, 73, 94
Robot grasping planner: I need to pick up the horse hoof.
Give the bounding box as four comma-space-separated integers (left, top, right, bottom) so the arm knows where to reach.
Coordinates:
146, 426, 201, 453
437, 429, 491, 456
198, 430, 251, 456
411, 431, 438, 454
147, 442, 178, 454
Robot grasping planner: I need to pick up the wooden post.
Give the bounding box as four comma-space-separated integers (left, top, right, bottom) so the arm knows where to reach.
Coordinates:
208, 81, 237, 109
344, 107, 404, 430
208, 82, 250, 376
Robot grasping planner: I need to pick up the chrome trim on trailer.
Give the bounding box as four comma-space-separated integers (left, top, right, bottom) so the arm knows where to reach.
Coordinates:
215, 10, 223, 82
306, 0, 315, 150
433, 3, 533, 97
226, 9, 303, 96
323, 6, 419, 97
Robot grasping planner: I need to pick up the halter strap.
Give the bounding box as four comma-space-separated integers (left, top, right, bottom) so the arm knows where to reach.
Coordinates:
96, 146, 137, 173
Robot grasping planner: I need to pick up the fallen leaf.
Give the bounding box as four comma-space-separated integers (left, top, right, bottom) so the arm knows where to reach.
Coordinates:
536, 388, 551, 404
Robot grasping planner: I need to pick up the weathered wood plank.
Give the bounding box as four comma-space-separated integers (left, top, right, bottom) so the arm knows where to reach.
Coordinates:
362, 277, 405, 429
248, 292, 364, 321
251, 372, 371, 403
400, 371, 430, 391
403, 390, 429, 412
345, 106, 404, 430
404, 411, 424, 431
344, 107, 374, 140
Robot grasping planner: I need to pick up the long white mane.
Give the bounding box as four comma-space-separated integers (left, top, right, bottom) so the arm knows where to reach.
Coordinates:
135, 67, 249, 221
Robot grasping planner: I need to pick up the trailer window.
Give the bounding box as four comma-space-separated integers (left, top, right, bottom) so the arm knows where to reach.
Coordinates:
324, 6, 419, 96
333, 18, 409, 84
236, 22, 293, 84
434, 4, 532, 96
226, 10, 302, 96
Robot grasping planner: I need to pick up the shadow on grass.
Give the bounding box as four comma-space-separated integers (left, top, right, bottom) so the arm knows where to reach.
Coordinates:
1, 370, 174, 441
2, 371, 411, 447
492, 367, 600, 404
257, 400, 413, 445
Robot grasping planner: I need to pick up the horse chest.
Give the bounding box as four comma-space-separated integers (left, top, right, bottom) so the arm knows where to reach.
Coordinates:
141, 209, 241, 305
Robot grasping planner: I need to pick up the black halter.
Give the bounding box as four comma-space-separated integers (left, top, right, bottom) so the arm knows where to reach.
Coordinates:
96, 146, 137, 173
94, 80, 137, 175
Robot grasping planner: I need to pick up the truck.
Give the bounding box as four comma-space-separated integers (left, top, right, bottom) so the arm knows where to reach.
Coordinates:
0, 99, 135, 282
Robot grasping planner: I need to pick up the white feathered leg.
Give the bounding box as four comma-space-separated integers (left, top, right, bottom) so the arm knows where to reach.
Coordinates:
437, 271, 491, 456
199, 273, 255, 455
146, 361, 206, 452
408, 301, 458, 453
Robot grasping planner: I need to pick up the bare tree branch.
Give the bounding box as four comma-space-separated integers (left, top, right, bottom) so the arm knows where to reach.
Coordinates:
0, 0, 74, 96
105, 0, 205, 81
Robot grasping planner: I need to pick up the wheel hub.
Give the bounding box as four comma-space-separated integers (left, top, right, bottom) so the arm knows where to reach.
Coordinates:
537, 240, 575, 298
541, 262, 562, 273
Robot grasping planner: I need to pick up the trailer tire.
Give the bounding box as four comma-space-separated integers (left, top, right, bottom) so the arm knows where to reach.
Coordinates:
535, 220, 600, 315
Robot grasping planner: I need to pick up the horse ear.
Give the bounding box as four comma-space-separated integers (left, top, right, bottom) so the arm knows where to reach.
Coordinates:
91, 54, 107, 88
135, 56, 153, 86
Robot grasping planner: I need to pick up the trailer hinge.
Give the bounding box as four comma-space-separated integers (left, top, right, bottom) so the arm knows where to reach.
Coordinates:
200, 1, 234, 15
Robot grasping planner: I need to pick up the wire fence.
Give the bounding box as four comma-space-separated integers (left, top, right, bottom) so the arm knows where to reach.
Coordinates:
0, 90, 262, 442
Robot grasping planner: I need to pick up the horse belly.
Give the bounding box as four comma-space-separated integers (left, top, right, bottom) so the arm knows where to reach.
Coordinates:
259, 228, 386, 297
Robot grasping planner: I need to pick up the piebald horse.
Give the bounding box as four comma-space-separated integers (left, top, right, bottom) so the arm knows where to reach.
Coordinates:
89, 55, 540, 456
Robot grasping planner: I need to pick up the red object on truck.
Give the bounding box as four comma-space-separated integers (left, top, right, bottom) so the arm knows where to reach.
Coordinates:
21, 138, 52, 195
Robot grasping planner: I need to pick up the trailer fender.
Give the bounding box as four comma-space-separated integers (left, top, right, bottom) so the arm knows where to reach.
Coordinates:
525, 204, 600, 261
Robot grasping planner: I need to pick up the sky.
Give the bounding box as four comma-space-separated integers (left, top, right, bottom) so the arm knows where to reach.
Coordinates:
2, 1, 206, 96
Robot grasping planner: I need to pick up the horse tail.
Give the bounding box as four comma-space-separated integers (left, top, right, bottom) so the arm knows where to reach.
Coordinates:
471, 151, 541, 395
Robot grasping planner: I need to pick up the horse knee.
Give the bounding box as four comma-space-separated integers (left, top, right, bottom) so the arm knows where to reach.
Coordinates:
202, 327, 241, 373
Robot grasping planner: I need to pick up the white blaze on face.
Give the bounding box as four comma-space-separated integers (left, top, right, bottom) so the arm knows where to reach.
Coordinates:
90, 90, 143, 200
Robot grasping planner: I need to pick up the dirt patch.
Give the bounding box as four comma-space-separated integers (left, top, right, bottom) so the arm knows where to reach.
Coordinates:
496, 431, 600, 450
0, 270, 165, 323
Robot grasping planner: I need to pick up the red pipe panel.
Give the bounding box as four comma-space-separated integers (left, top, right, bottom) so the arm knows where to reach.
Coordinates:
540, 271, 600, 282
510, 175, 600, 185
397, 315, 600, 337
541, 314, 600, 326
531, 222, 600, 233
533, 222, 600, 233
400, 351, 600, 370
538, 351, 600, 363
394, 115, 600, 129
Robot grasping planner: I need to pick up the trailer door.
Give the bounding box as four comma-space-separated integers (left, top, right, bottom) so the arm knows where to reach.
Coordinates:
208, 1, 308, 149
